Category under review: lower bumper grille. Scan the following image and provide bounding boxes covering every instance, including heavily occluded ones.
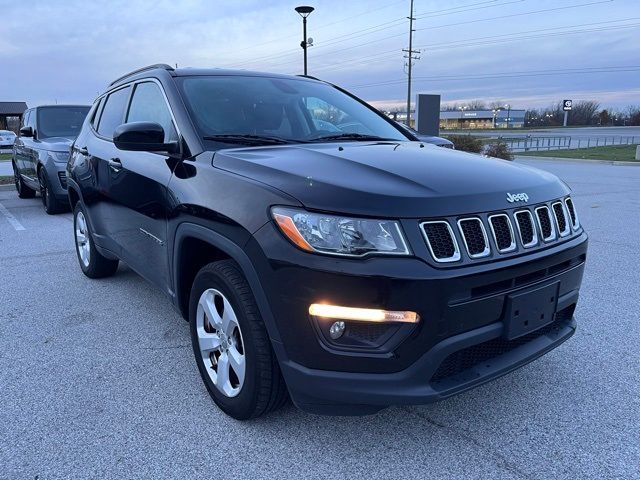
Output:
[58,171,68,190]
[430,304,575,383]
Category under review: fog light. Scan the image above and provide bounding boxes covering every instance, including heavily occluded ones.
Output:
[329,321,346,339]
[309,304,419,323]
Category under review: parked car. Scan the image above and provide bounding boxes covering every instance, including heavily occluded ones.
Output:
[396,122,454,148]
[67,64,587,420]
[12,105,90,213]
[0,129,17,148]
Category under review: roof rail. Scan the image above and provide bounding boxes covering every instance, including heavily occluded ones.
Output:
[109,64,175,86]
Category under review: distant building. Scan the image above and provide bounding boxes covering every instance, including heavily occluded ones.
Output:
[0,102,28,132]
[440,109,526,129]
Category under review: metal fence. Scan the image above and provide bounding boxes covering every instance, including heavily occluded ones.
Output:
[498,135,638,152]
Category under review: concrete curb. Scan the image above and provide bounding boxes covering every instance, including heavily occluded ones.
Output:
[516,155,640,166]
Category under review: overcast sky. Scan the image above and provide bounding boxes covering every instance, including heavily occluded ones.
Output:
[1,0,638,111]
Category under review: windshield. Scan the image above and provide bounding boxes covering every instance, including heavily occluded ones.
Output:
[177,75,409,146]
[37,106,90,138]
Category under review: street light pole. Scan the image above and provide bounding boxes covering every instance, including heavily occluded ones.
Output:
[295,6,314,76]
[505,103,511,129]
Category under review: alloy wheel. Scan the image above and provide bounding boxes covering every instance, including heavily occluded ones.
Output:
[38,169,49,208]
[196,288,246,397]
[75,211,91,267]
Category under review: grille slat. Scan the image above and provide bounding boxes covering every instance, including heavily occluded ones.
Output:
[535,206,556,241]
[514,210,537,248]
[420,221,460,263]
[552,202,570,237]
[458,218,490,258]
[565,197,578,229]
[489,214,516,252]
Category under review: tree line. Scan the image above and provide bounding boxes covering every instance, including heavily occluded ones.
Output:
[443,100,640,126]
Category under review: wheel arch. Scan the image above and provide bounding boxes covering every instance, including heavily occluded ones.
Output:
[173,223,283,344]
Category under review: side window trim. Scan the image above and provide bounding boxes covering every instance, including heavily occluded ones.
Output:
[125,78,181,141]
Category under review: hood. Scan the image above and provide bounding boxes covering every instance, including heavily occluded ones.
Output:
[213,141,568,218]
[37,136,73,152]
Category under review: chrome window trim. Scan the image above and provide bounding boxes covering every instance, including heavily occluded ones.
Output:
[457,218,491,258]
[488,213,516,253]
[513,209,538,248]
[552,201,571,237]
[535,205,556,242]
[564,197,580,230]
[420,220,461,263]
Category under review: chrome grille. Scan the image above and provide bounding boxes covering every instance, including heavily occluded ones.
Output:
[420,221,461,263]
[421,196,580,264]
[535,206,556,242]
[457,218,490,258]
[552,201,570,237]
[488,214,516,252]
[514,210,537,248]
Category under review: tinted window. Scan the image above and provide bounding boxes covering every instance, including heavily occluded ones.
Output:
[37,106,90,138]
[97,87,131,138]
[177,76,408,146]
[90,97,104,128]
[127,82,177,142]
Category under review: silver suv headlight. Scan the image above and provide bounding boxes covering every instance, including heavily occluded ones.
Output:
[49,151,70,163]
[271,207,410,257]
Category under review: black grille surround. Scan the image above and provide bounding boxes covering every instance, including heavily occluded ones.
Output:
[420,196,582,265]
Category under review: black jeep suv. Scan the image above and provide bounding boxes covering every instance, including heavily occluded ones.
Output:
[67,64,587,419]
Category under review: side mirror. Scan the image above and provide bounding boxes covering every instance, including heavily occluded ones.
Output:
[113,122,178,153]
[20,126,33,137]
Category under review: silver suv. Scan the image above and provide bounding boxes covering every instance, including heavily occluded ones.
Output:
[13,105,89,213]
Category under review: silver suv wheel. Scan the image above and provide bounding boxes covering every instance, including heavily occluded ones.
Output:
[75,210,91,267]
[196,288,246,398]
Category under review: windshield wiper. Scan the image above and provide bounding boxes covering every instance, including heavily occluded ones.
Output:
[203,134,299,146]
[308,133,398,143]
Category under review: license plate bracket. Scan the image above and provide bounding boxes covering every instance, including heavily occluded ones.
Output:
[504,282,559,340]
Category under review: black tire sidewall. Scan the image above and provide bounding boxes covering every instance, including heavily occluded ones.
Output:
[189,266,263,419]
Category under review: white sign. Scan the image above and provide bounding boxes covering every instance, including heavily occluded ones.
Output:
[563,99,572,111]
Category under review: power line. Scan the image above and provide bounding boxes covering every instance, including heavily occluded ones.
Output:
[232,0,617,71]
[347,66,640,89]
[288,18,640,74]
[226,0,529,68]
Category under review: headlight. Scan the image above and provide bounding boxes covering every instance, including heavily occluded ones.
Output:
[49,151,70,163]
[271,207,410,257]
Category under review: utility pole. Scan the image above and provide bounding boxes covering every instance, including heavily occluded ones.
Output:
[403,0,419,127]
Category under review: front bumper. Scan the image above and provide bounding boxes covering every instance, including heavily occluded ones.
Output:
[249,223,587,414]
[43,157,69,201]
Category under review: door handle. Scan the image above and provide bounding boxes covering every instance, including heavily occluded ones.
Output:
[108,157,122,171]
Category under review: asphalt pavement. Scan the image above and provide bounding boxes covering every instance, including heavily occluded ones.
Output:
[0,159,638,479]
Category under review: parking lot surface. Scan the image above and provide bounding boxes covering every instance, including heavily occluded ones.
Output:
[1,159,638,479]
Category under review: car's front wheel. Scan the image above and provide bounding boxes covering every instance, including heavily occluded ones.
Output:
[189,260,288,420]
[73,203,119,278]
[38,167,65,214]
[13,162,36,199]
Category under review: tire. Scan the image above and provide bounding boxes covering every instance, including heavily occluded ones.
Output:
[38,167,65,214]
[73,203,119,278]
[189,260,288,420]
[13,162,36,199]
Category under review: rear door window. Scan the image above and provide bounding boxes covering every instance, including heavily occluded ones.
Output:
[97,87,131,139]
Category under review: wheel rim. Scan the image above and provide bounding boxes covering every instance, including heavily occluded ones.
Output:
[38,170,48,207]
[13,165,21,193]
[196,288,246,398]
[75,211,91,267]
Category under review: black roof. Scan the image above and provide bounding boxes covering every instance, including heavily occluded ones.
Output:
[0,102,28,115]
[108,64,323,90]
